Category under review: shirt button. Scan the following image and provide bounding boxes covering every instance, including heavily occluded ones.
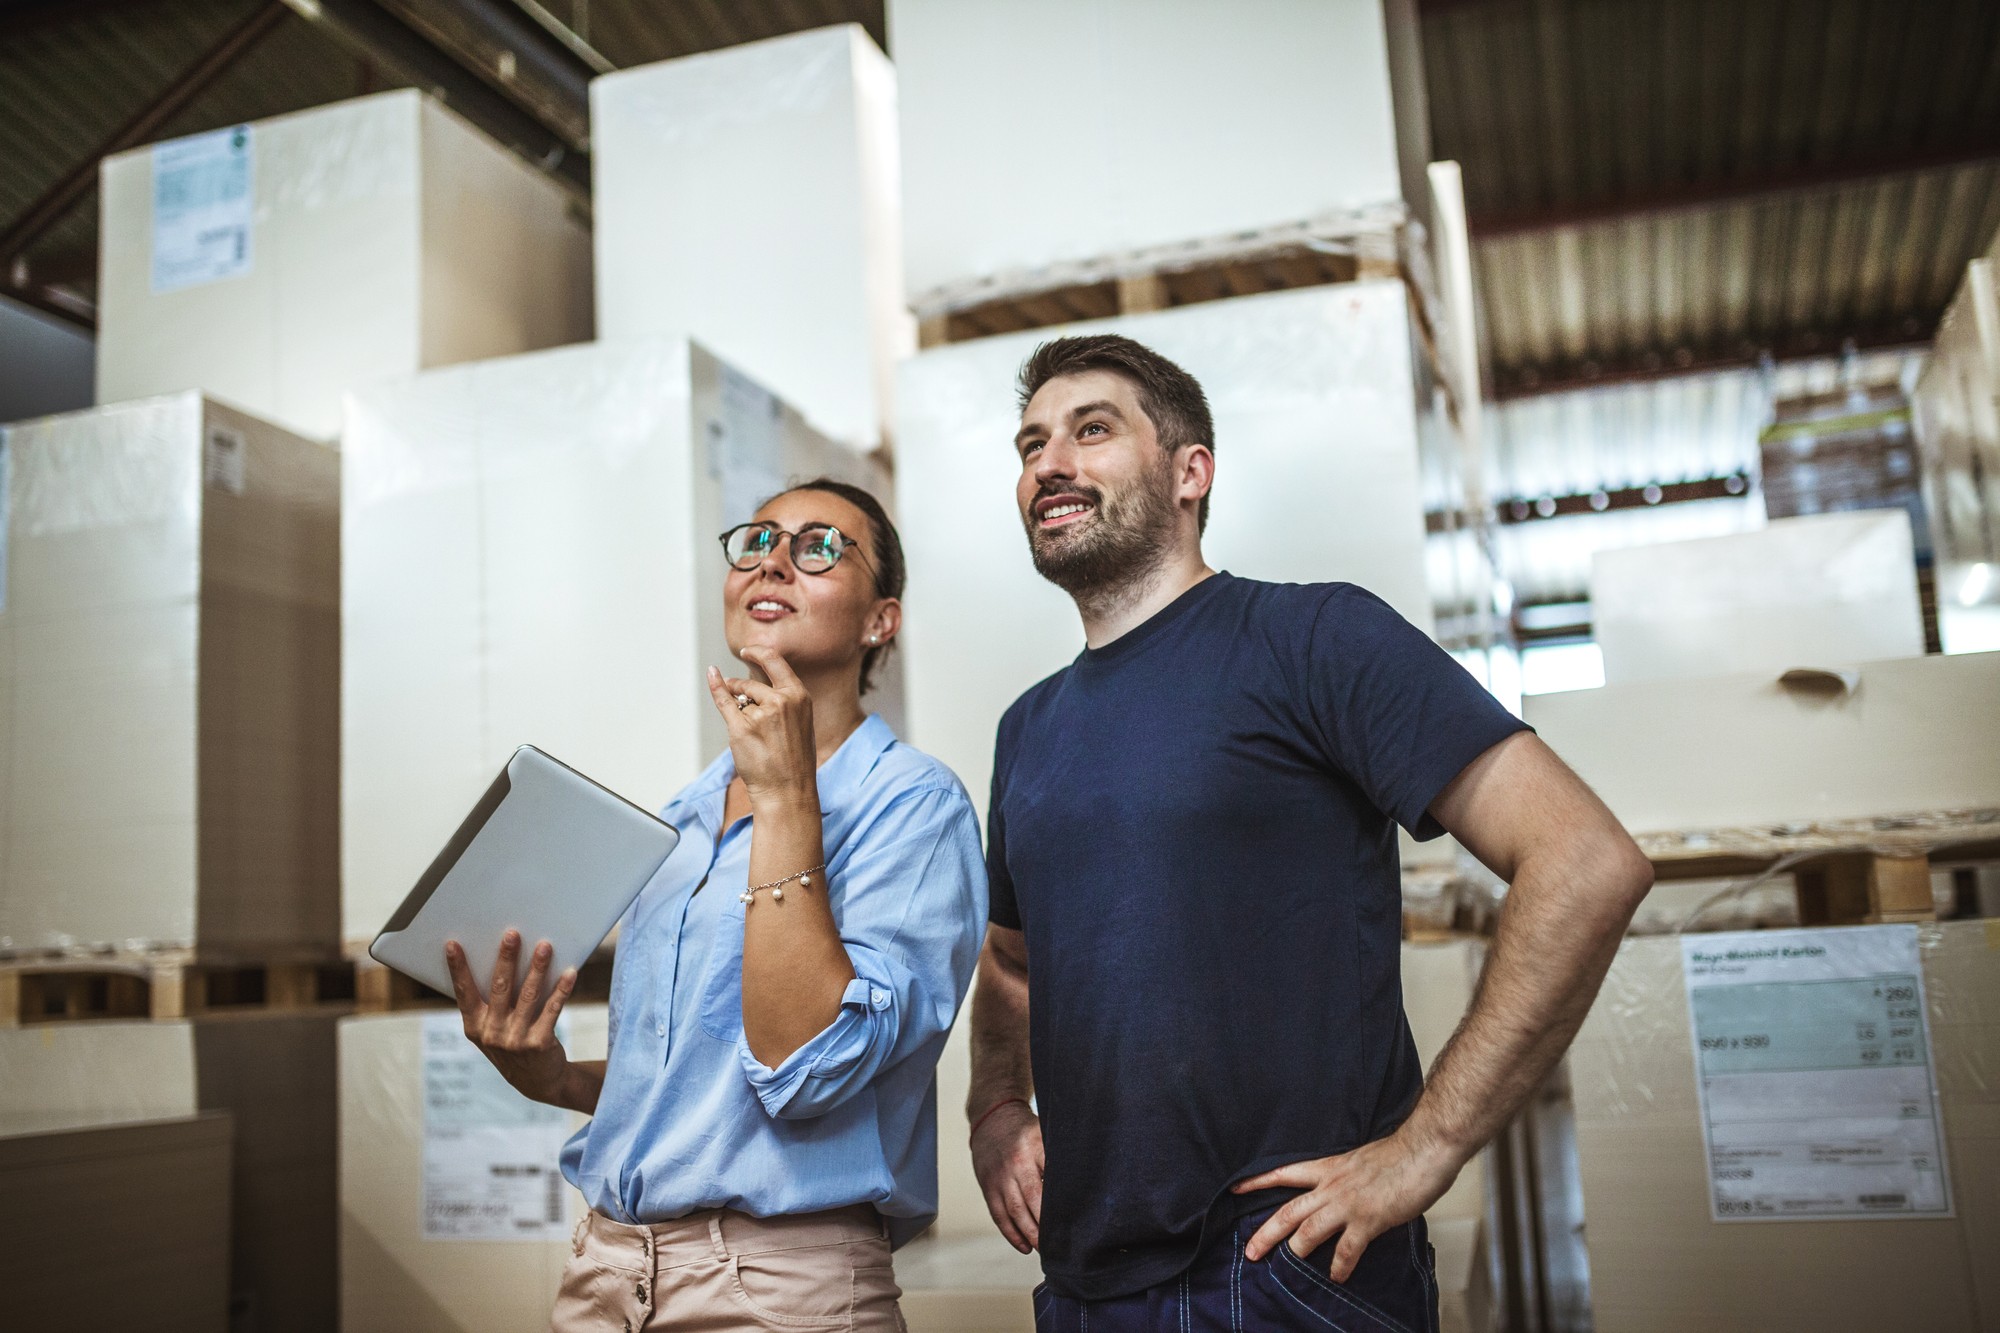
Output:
[656,1023,666,1037]
[870,989,889,1010]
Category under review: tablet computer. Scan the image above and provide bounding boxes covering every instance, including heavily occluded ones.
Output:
[369,746,680,1001]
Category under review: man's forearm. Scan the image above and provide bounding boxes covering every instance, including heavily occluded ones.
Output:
[966,936,1034,1121]
[1403,838,1650,1166]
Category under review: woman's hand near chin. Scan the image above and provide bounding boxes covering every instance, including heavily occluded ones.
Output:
[707,645,820,812]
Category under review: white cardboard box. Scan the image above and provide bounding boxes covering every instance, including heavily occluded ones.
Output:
[1591,510,1926,684]
[339,1007,607,1333]
[891,0,1406,307]
[895,282,1433,820]
[1524,651,2000,835]
[340,339,895,943]
[97,90,592,441]
[591,26,908,449]
[0,394,339,954]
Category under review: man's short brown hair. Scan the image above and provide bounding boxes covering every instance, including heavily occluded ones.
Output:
[1016,334,1216,532]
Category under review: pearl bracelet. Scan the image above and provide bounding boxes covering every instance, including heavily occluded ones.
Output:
[740,862,825,906]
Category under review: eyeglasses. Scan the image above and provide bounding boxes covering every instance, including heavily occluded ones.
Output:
[718,521,875,577]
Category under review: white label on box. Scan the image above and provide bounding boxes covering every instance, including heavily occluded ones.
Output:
[708,364,785,526]
[1682,925,1952,1222]
[420,1012,574,1241]
[152,125,253,293]
[204,426,247,496]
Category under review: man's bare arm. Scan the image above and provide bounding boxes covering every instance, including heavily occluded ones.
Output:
[1238,732,1653,1278]
[966,924,1045,1252]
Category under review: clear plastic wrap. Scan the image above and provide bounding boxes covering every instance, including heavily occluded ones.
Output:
[97,90,589,441]
[1569,922,1999,1332]
[338,1007,607,1333]
[591,27,904,448]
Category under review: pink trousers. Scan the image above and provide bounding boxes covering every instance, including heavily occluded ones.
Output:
[550,1205,906,1332]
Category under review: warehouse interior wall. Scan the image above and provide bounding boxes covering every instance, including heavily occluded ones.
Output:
[0,295,93,426]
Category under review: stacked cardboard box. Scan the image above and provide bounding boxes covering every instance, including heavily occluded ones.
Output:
[1524,650,2000,838]
[592,26,908,449]
[338,1007,608,1333]
[1568,923,2000,1332]
[96,89,592,441]
[0,393,339,956]
[0,1015,336,1332]
[1590,510,1927,685]
[892,0,1419,311]
[0,1114,234,1333]
[339,338,894,943]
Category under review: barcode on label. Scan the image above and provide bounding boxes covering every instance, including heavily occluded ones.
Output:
[547,1169,564,1223]
[1858,1193,1908,1209]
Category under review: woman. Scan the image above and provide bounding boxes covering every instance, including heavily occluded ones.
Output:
[443,479,986,1331]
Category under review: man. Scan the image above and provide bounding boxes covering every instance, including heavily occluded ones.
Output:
[967,334,1653,1331]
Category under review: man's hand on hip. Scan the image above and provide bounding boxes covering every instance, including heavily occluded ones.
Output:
[1232,1128,1460,1281]
[970,1100,1045,1253]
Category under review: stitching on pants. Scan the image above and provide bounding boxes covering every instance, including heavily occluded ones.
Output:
[1275,1242,1412,1333]
[1230,1230,1243,1333]
[1408,1227,1434,1333]
[1179,1272,1190,1333]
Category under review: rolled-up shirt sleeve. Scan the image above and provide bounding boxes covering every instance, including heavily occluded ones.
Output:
[738,784,986,1120]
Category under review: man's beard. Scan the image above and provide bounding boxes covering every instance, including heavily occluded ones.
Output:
[1023,458,1179,601]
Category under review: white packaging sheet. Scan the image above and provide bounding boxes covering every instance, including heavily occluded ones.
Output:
[151,125,253,293]
[1682,925,1952,1222]
[420,1012,574,1241]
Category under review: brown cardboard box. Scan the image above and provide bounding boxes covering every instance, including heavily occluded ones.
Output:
[0,1014,338,1333]
[0,1113,233,1332]
[0,393,339,955]
[1569,922,2000,1332]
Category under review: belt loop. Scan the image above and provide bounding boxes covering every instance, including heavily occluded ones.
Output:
[708,1212,729,1262]
[571,1211,590,1257]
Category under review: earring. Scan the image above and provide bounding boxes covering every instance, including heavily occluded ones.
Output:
[868,635,880,644]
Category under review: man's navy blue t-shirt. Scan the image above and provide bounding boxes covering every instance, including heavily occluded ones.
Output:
[987,573,1529,1301]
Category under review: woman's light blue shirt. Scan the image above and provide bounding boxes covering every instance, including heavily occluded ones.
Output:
[559,714,986,1246]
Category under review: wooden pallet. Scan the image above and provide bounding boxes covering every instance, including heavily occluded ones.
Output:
[349,946,617,1015]
[1639,808,2000,929]
[0,951,356,1027]
[919,247,1404,347]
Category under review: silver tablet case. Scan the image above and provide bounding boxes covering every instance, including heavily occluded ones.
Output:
[369,746,679,1000]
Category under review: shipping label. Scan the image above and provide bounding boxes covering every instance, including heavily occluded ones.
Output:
[1682,925,1952,1221]
[152,125,253,292]
[420,1012,575,1241]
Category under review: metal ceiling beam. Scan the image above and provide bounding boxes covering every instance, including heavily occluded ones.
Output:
[1471,141,2000,238]
[1489,324,1933,402]
[0,0,289,301]
[277,0,590,194]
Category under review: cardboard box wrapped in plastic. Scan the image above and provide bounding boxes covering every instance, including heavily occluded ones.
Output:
[0,1014,336,1332]
[1590,510,1927,684]
[1524,651,2000,836]
[97,90,592,441]
[892,0,1410,308]
[339,1007,608,1333]
[340,339,894,944]
[0,394,339,955]
[1568,923,2000,1332]
[592,26,907,448]
[0,1114,233,1333]
[894,282,1434,822]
